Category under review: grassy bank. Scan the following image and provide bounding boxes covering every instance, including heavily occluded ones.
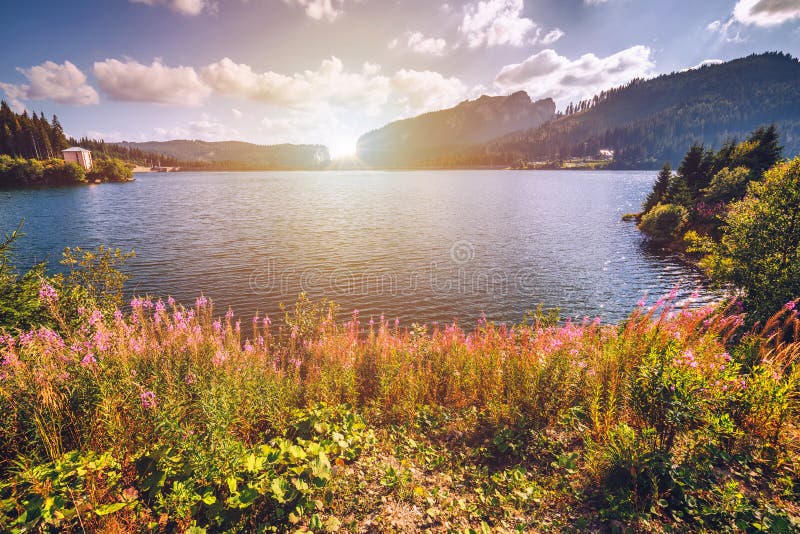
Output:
[1,288,799,532]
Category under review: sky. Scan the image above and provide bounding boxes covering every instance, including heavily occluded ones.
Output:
[2,0,799,157]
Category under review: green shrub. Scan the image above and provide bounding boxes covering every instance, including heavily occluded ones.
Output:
[637,203,688,243]
[703,166,751,203]
[89,157,133,182]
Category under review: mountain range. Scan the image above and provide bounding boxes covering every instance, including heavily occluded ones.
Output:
[114,140,330,169]
[356,91,555,168]
[100,52,800,170]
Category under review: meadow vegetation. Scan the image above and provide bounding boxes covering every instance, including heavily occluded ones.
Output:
[1,231,799,532]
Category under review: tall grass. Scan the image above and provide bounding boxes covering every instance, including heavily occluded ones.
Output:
[1,290,799,531]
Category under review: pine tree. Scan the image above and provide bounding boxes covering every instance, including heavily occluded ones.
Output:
[643,162,671,213]
[50,115,69,153]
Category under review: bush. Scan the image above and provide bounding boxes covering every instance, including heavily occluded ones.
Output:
[702,157,800,323]
[703,166,751,203]
[88,157,133,182]
[637,203,688,243]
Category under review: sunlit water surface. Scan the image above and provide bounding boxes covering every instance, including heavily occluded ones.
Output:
[0,170,719,325]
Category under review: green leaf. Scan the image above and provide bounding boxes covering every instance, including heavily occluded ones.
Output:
[94,502,127,516]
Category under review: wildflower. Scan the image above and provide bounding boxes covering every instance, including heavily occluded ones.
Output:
[88,309,103,326]
[167,296,176,306]
[212,350,227,366]
[155,300,166,313]
[140,391,156,410]
[196,295,208,308]
[185,371,197,385]
[212,320,222,332]
[38,282,58,303]
[264,316,272,327]
[130,297,142,309]
[225,309,234,320]
[114,309,123,321]
[81,353,97,366]
[235,321,241,333]
[395,318,400,328]
[784,300,796,311]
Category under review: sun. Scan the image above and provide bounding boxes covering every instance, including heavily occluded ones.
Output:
[328,138,358,160]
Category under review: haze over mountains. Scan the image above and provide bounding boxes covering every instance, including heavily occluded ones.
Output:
[108,52,800,170]
[115,140,330,169]
[355,91,555,168]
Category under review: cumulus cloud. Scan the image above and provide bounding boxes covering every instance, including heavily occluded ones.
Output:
[494,45,655,106]
[0,60,99,111]
[129,0,211,16]
[584,0,609,5]
[93,58,211,106]
[733,0,800,26]
[283,0,349,21]
[391,69,469,114]
[231,108,243,118]
[201,56,391,113]
[459,0,537,47]
[389,31,448,56]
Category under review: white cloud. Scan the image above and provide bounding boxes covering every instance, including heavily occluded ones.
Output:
[685,59,724,71]
[459,0,537,47]
[93,58,211,106]
[0,60,99,111]
[201,56,391,113]
[494,45,655,106]
[540,28,564,44]
[707,18,746,42]
[231,108,243,118]
[389,31,448,56]
[152,114,239,141]
[129,0,211,16]
[282,0,349,21]
[391,69,469,114]
[733,0,800,26]
[584,0,609,5]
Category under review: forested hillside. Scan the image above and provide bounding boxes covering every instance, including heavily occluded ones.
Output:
[356,91,555,167]
[115,140,331,169]
[451,52,800,168]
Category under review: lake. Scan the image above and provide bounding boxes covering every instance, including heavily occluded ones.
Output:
[0,170,718,325]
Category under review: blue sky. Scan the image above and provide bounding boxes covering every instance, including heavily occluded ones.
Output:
[2,0,799,156]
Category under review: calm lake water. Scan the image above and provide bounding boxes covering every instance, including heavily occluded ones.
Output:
[0,170,717,325]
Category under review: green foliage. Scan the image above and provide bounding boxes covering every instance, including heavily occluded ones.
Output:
[642,162,671,213]
[703,166,752,203]
[638,203,688,243]
[702,158,800,322]
[88,157,133,182]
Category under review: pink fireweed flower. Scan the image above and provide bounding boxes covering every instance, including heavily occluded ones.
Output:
[235,321,241,333]
[225,309,234,320]
[785,300,796,311]
[212,320,222,332]
[130,297,142,309]
[395,318,400,328]
[289,357,302,370]
[114,309,123,321]
[38,282,58,303]
[185,371,197,384]
[369,318,375,327]
[140,391,156,409]
[88,309,103,326]
[155,300,166,313]
[196,295,208,308]
[290,326,298,339]
[81,353,97,366]
[263,316,272,327]
[212,350,227,366]
[167,296,175,306]
[244,340,254,353]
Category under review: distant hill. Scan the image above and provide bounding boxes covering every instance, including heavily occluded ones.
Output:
[115,140,330,169]
[463,52,800,169]
[356,91,555,168]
